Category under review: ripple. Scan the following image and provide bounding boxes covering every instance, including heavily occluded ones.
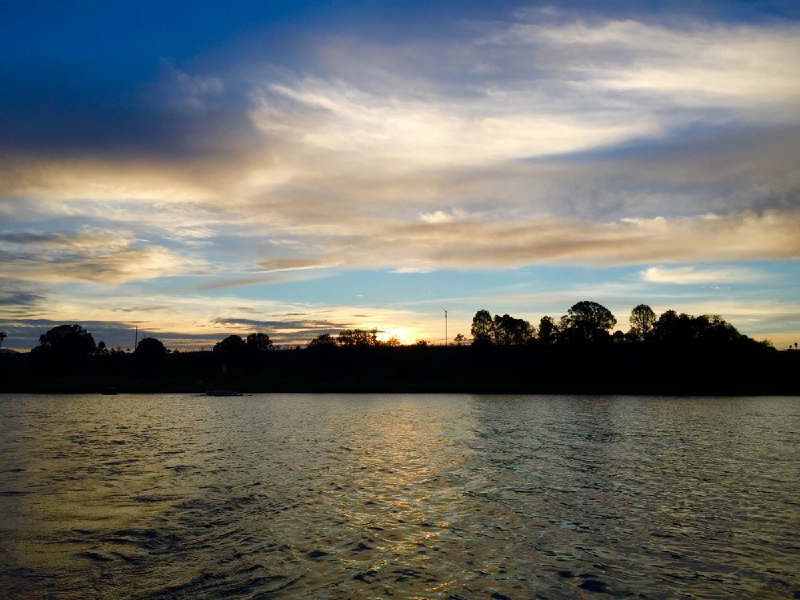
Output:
[1,393,799,599]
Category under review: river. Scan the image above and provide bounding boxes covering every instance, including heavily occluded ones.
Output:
[1,394,798,598]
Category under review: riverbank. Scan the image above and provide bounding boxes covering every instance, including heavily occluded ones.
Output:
[2,345,798,396]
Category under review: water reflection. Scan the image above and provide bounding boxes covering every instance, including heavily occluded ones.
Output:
[0,394,798,599]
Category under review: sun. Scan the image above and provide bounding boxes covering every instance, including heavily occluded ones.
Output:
[378,328,413,345]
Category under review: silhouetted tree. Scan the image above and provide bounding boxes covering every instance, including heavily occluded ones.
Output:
[214,334,247,353]
[562,301,617,344]
[537,316,558,344]
[309,333,337,347]
[471,310,494,345]
[0,331,6,349]
[337,328,379,346]
[492,314,534,345]
[94,341,110,356]
[414,339,430,346]
[134,337,168,363]
[692,315,741,343]
[381,336,402,347]
[628,304,656,341]
[653,310,696,343]
[246,332,273,352]
[652,310,743,344]
[32,324,96,356]
[453,333,466,346]
[557,314,581,344]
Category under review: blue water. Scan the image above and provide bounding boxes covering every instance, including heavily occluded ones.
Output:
[1,394,798,598]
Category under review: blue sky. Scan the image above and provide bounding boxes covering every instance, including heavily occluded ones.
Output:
[1,0,799,349]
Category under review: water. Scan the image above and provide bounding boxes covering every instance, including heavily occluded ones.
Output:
[0,394,798,599]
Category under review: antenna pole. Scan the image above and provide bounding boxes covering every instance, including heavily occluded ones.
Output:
[135,326,138,351]
[445,310,448,346]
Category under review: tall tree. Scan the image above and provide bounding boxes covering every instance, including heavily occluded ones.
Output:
[0,331,6,349]
[563,301,617,344]
[628,304,656,341]
[471,310,494,345]
[537,316,558,344]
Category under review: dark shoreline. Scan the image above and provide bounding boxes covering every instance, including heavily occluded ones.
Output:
[3,345,798,396]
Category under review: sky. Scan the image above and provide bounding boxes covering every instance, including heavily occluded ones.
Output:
[2,0,800,351]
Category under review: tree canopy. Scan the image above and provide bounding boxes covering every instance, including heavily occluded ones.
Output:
[246,332,274,352]
[653,311,742,344]
[470,310,533,346]
[134,337,168,364]
[337,328,379,346]
[562,301,617,344]
[492,314,534,345]
[214,334,247,353]
[308,333,337,347]
[537,316,558,344]
[32,324,96,356]
[471,310,494,345]
[628,304,656,341]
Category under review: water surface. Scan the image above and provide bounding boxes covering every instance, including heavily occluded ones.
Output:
[1,394,798,598]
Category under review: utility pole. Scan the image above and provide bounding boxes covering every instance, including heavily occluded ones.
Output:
[445,310,448,346]
[134,326,138,351]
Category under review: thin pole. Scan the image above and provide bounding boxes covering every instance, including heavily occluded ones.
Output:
[445,310,448,346]
[135,326,138,350]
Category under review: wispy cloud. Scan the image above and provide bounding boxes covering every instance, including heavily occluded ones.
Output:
[0,229,210,284]
[641,265,766,284]
[213,317,348,331]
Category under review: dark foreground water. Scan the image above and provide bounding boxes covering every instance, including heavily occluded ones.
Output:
[0,394,798,599]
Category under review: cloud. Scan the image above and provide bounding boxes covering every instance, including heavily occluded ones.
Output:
[291,210,800,271]
[420,210,454,224]
[641,266,766,284]
[213,317,348,331]
[0,290,44,306]
[493,18,800,107]
[0,281,46,320]
[7,208,795,289]
[392,267,435,274]
[257,77,657,169]
[3,13,800,229]
[0,229,209,284]
[257,257,339,272]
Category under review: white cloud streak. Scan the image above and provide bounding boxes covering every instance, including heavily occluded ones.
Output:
[641,265,766,284]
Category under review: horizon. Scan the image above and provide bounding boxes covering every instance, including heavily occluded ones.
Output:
[2,1,799,351]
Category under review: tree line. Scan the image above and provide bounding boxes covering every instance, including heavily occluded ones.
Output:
[304,301,768,349]
[20,325,278,360]
[6,305,799,395]
[11,300,778,360]
[467,301,758,347]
